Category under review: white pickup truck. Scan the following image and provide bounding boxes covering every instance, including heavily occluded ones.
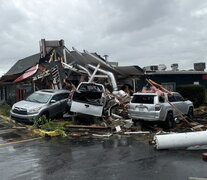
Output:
[70,82,107,117]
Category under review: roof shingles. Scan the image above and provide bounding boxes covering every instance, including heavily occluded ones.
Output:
[5,53,40,76]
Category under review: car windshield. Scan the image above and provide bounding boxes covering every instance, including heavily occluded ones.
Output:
[26,92,52,103]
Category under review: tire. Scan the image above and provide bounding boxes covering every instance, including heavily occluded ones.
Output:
[132,119,143,127]
[56,112,63,119]
[35,112,49,127]
[110,104,120,116]
[132,119,138,126]
[187,107,194,120]
[40,112,49,119]
[165,112,175,129]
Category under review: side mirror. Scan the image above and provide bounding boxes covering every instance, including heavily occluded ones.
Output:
[50,99,56,103]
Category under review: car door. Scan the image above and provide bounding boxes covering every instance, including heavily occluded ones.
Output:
[70,91,104,117]
[58,93,69,111]
[49,94,62,117]
[167,94,178,116]
[174,93,188,114]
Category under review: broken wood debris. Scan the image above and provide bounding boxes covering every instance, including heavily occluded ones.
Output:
[65,125,111,130]
[124,131,150,135]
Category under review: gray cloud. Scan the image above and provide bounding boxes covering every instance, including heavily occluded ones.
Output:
[0,0,207,76]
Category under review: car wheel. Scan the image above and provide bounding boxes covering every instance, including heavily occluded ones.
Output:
[34,112,49,127]
[132,119,144,127]
[132,119,138,126]
[40,112,49,120]
[56,112,63,119]
[110,104,120,116]
[165,112,175,129]
[187,107,194,120]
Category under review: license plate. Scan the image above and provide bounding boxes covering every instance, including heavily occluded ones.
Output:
[138,108,147,112]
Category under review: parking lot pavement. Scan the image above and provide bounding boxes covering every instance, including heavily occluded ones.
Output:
[0,117,40,146]
[0,120,207,180]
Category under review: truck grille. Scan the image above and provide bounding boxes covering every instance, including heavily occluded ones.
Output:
[13,108,27,115]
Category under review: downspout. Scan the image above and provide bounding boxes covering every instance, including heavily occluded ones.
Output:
[63,47,67,63]
[87,64,118,91]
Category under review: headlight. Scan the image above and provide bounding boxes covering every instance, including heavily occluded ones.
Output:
[12,105,15,110]
[28,107,41,114]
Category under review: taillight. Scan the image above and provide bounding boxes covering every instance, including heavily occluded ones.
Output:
[155,104,161,111]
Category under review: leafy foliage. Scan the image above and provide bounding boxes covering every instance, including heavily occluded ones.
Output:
[177,85,205,108]
[33,115,71,137]
[0,104,11,117]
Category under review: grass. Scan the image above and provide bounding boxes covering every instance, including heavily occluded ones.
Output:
[0,104,11,117]
[33,116,72,137]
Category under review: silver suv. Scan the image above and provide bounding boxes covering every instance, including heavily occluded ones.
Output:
[128,92,193,128]
[10,89,70,122]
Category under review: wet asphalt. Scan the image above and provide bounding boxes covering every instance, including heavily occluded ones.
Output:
[0,118,207,180]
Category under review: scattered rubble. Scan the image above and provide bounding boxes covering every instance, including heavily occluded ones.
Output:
[1,40,207,151]
[202,153,207,161]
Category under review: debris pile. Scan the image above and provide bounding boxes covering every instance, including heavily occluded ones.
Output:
[2,39,207,151]
[21,77,207,151]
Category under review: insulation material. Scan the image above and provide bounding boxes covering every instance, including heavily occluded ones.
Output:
[154,131,207,149]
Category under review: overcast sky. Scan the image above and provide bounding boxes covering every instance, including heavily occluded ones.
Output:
[1,0,207,76]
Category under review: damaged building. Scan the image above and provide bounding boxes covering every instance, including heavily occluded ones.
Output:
[143,63,207,91]
[0,39,144,105]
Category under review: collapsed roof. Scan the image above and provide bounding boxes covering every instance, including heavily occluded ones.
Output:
[0,40,144,85]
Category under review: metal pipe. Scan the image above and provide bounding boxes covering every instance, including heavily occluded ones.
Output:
[132,78,136,92]
[88,64,118,91]
[154,131,207,150]
[63,47,67,63]
[61,62,80,73]
[77,64,92,77]
[88,64,100,83]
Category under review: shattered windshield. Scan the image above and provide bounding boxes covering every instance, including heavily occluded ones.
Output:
[78,84,103,92]
[26,92,52,103]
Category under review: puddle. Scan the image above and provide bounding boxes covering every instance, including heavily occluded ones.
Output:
[0,137,4,144]
[0,124,5,129]
[0,132,21,140]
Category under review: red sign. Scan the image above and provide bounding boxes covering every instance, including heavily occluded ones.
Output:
[202,74,207,80]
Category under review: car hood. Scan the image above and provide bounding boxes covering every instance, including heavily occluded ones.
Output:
[13,100,45,110]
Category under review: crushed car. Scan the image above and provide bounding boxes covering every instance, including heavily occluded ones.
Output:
[70,82,107,117]
[10,89,70,123]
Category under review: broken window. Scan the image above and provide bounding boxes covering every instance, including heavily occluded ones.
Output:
[72,91,103,106]
[78,84,103,92]
[168,94,176,102]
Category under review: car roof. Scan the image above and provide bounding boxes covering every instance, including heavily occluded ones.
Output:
[133,92,177,96]
[133,92,160,96]
[36,89,70,95]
